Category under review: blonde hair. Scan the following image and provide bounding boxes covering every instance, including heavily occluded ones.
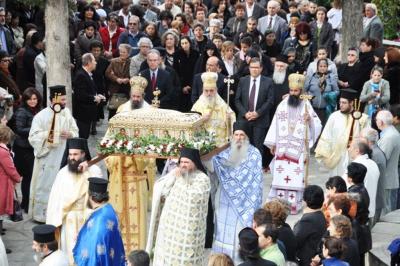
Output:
[207,253,234,266]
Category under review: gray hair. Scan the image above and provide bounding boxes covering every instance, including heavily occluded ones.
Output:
[366,3,377,14]
[147,49,160,57]
[81,53,94,66]
[268,0,280,8]
[119,43,132,54]
[377,110,393,126]
[361,127,379,144]
[138,37,153,48]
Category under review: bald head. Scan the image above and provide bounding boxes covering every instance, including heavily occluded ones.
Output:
[206,56,219,72]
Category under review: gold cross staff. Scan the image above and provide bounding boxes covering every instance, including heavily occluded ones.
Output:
[299,94,313,186]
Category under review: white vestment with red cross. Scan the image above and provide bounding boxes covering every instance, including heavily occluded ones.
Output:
[264,97,322,213]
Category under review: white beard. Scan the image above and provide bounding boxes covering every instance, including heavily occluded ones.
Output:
[205,95,216,106]
[227,139,250,167]
[33,252,43,263]
[273,69,286,84]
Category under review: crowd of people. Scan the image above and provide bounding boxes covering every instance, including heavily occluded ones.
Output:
[0,0,400,265]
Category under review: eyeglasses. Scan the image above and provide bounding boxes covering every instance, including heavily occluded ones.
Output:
[129,22,138,25]
[140,3,149,6]
[347,54,356,56]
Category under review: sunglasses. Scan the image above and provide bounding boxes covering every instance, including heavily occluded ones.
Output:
[140,3,149,6]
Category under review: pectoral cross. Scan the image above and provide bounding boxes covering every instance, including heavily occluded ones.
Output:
[223,76,234,106]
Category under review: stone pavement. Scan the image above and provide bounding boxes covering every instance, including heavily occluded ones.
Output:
[0,115,383,265]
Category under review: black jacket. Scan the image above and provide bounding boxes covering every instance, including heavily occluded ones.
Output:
[293,211,327,266]
[348,183,370,225]
[337,61,362,95]
[235,75,274,129]
[238,258,277,266]
[277,223,297,262]
[13,106,37,149]
[384,62,400,104]
[72,68,98,122]
[22,45,41,90]
[139,68,175,109]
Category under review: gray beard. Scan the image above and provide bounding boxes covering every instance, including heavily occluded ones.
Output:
[273,70,286,84]
[226,139,250,167]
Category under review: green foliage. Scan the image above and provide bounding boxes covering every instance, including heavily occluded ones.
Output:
[373,0,400,39]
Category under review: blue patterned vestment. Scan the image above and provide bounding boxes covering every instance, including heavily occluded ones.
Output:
[73,203,125,266]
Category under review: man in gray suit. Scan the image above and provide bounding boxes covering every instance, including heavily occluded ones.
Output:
[257,0,288,46]
[363,3,384,43]
[235,57,274,169]
[360,127,387,223]
[376,110,400,215]
[140,0,158,23]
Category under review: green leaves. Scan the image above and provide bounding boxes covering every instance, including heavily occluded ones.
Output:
[97,130,217,157]
[373,0,400,39]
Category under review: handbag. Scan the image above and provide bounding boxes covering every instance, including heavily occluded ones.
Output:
[10,190,23,222]
[108,93,129,110]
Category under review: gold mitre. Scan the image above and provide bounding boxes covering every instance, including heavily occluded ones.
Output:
[288,73,306,90]
[130,76,148,94]
[201,72,218,89]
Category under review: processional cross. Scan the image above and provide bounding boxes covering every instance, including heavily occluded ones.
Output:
[299,94,313,186]
[224,76,235,141]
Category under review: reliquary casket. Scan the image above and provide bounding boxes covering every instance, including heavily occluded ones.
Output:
[107,107,205,140]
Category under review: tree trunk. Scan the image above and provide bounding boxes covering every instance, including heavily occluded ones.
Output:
[340,0,364,63]
[45,0,72,109]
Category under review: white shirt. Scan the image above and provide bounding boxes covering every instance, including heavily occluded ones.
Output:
[223,59,234,76]
[118,9,131,28]
[363,15,376,29]
[352,154,380,218]
[246,3,254,17]
[150,68,159,79]
[248,75,261,111]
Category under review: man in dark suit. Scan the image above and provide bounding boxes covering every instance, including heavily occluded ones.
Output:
[235,57,274,169]
[139,49,175,109]
[73,53,105,139]
[244,0,265,20]
[0,8,16,55]
[191,56,227,104]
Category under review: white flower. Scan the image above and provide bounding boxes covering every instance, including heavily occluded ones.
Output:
[148,145,156,150]
[127,141,133,150]
[100,139,108,146]
[106,141,113,148]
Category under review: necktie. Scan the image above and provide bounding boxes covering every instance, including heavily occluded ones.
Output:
[151,72,156,90]
[248,79,257,111]
[236,19,241,33]
[268,16,273,29]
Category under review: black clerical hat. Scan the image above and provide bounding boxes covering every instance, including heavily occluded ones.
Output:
[32,224,56,243]
[60,138,92,169]
[238,227,259,257]
[49,85,66,98]
[233,121,251,138]
[88,177,109,193]
[340,89,358,101]
[275,54,288,64]
[179,147,207,174]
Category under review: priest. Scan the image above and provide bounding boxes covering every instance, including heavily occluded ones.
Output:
[147,148,211,265]
[207,121,263,264]
[116,76,150,113]
[264,73,322,214]
[73,178,125,266]
[32,224,68,266]
[29,85,79,223]
[46,138,102,265]
[104,75,156,252]
[315,89,369,176]
[191,72,236,147]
